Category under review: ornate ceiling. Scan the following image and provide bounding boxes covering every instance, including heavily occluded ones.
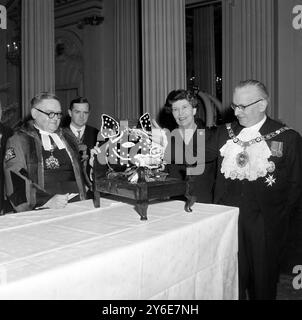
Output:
[54,0,103,28]
[55,0,77,6]
[4,0,103,29]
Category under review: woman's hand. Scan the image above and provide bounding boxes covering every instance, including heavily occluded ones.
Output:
[89,142,102,168]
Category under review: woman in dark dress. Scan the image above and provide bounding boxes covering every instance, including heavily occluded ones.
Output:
[162,89,216,203]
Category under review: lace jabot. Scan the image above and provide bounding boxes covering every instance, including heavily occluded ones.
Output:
[220,119,273,181]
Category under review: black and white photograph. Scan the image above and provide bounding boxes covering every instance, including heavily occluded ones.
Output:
[0,0,302,304]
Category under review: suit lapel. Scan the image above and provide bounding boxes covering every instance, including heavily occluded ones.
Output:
[82,127,88,145]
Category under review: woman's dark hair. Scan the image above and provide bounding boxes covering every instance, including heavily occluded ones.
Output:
[164,89,198,113]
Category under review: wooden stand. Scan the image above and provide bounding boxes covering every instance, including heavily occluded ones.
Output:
[93,161,195,220]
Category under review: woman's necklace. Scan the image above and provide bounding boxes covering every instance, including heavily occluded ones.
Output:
[226,124,289,168]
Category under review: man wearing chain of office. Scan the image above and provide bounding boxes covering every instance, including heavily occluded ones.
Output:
[3,92,86,212]
[205,80,302,300]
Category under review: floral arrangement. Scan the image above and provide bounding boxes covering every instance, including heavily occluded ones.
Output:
[96,113,168,183]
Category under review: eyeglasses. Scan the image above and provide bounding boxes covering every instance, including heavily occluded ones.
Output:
[35,108,63,119]
[230,99,264,112]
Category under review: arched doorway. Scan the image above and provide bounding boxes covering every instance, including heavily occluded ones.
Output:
[55,29,84,114]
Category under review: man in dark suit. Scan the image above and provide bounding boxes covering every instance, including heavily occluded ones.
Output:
[208,80,302,299]
[66,97,99,192]
[0,100,13,214]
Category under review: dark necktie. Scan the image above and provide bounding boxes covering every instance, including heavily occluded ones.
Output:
[77,130,81,142]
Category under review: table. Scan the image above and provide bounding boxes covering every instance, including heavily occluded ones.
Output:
[0,199,239,300]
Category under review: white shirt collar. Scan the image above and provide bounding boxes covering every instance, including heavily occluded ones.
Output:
[240,115,267,134]
[70,123,86,138]
[34,125,66,151]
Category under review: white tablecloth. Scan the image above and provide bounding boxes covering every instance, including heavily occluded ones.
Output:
[0,199,239,300]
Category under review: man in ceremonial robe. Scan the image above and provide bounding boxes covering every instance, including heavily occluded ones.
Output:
[207,80,302,299]
[4,93,86,212]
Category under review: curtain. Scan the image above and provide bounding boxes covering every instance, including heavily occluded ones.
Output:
[21,0,55,116]
[193,6,216,96]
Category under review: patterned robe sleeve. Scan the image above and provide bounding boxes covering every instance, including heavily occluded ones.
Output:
[3,134,52,212]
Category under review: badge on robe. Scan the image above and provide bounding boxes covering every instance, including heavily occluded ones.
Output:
[270,141,283,157]
[4,147,16,162]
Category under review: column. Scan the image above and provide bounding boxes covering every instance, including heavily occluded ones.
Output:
[141,0,186,119]
[114,0,140,120]
[21,0,55,116]
[222,0,276,116]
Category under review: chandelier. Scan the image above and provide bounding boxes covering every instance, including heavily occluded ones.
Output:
[6,41,21,66]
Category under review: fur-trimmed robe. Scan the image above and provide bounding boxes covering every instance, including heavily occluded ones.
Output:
[4,121,86,212]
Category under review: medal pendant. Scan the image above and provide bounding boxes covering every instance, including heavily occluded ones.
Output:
[45,154,60,169]
[236,151,249,168]
[270,141,283,158]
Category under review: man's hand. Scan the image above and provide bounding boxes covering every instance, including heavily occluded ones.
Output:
[43,194,69,209]
[151,119,168,150]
